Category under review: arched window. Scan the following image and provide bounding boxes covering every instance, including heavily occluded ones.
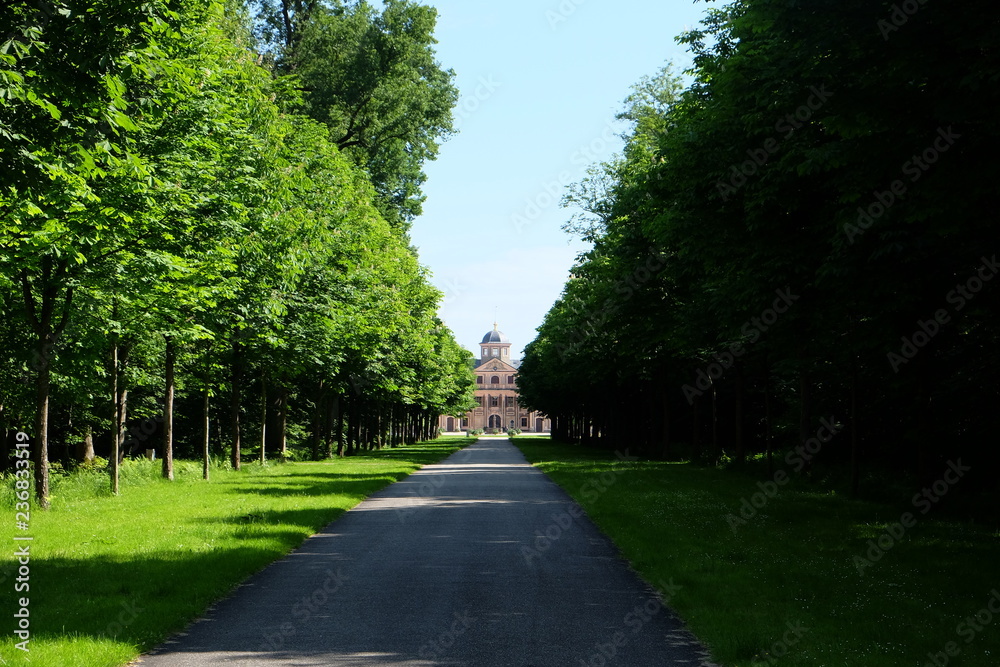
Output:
[491,375,500,385]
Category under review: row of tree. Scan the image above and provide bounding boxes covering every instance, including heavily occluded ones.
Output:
[0,0,475,507]
[518,0,1000,495]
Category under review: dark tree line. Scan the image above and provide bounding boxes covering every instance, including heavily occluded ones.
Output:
[518,0,1000,496]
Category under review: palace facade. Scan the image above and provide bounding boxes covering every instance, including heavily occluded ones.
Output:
[439,325,551,434]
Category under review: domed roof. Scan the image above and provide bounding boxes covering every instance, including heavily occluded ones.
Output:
[481,324,510,344]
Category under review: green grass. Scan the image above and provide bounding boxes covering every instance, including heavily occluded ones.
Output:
[515,440,1000,667]
[0,436,475,667]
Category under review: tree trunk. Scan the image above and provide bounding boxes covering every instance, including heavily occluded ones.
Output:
[691,395,702,463]
[798,365,811,474]
[327,395,340,458]
[162,335,175,481]
[660,386,671,460]
[259,375,267,465]
[203,386,211,481]
[111,337,121,495]
[20,260,72,509]
[710,382,719,465]
[278,384,289,458]
[764,352,773,477]
[78,424,95,463]
[850,355,861,498]
[734,362,745,464]
[230,338,242,471]
[311,381,324,460]
[33,339,51,508]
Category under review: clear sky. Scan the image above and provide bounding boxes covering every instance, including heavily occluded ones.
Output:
[408,0,713,357]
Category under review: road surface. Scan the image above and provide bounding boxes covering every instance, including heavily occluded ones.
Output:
[137,439,717,666]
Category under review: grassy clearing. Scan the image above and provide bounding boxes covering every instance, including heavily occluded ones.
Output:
[0,436,475,667]
[515,440,1000,667]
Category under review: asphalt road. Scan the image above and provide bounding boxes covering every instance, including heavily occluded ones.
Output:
[137,439,717,666]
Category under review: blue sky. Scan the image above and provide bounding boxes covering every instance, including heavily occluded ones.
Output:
[409,0,713,357]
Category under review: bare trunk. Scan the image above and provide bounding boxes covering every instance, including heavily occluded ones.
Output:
[764,352,773,477]
[798,366,811,474]
[734,362,745,464]
[162,336,175,480]
[278,385,289,458]
[230,338,242,471]
[34,344,50,508]
[850,355,861,498]
[111,337,120,495]
[259,376,267,465]
[78,424,95,463]
[203,386,211,481]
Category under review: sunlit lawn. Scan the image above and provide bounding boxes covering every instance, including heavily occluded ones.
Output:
[0,436,475,667]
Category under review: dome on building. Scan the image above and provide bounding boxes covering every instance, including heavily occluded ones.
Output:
[481,324,510,344]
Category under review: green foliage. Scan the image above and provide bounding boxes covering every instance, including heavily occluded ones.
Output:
[519,0,1000,488]
[0,2,469,493]
[253,0,459,231]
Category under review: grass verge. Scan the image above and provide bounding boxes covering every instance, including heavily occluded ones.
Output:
[515,439,1000,667]
[0,436,475,667]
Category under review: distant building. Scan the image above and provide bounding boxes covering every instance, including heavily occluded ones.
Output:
[439,324,551,433]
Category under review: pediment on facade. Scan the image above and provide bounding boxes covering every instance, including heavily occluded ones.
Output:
[475,357,517,373]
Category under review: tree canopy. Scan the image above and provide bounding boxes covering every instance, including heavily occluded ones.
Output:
[518,0,1000,494]
[1,0,473,505]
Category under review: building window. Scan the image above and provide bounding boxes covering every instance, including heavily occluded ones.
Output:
[521,417,528,428]
[462,417,469,427]
[492,347,498,356]
[503,348,509,357]
[490,395,499,407]
[491,375,500,385]
[507,375,515,383]
[476,376,483,384]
